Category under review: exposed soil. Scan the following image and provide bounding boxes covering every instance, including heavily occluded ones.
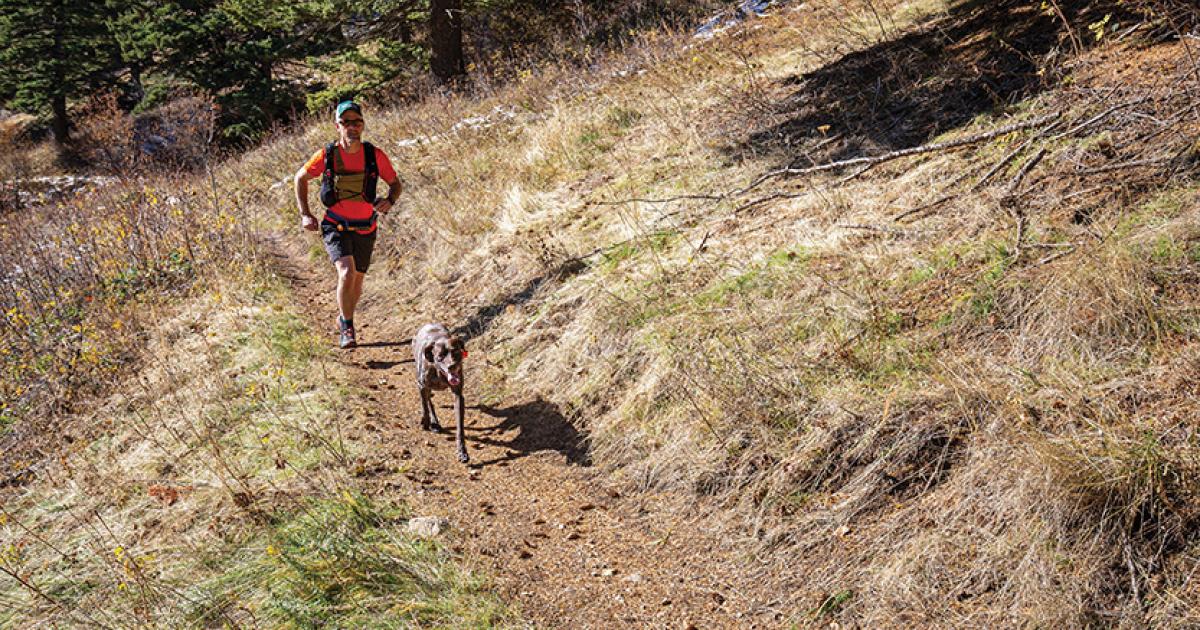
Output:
[266,232,790,629]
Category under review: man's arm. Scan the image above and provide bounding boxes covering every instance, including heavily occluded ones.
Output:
[375,176,402,215]
[294,166,319,231]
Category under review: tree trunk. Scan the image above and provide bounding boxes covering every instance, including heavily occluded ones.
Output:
[50,0,70,146]
[50,91,70,146]
[129,64,145,105]
[429,0,465,82]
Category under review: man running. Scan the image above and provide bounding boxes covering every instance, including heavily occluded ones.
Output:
[294,101,402,348]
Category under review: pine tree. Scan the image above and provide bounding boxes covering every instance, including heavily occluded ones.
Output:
[0,0,120,145]
[111,0,349,141]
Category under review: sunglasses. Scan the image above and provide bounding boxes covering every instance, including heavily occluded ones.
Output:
[339,118,364,127]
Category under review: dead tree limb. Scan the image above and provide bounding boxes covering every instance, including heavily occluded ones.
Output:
[891,164,982,222]
[1003,147,1048,198]
[835,223,924,236]
[1048,96,1151,141]
[1035,247,1076,266]
[734,191,808,215]
[733,112,1062,197]
[1070,156,1174,177]
[891,193,956,222]
[1001,148,1047,260]
[974,120,1063,192]
[593,193,724,206]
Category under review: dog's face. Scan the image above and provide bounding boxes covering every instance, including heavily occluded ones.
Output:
[424,336,466,387]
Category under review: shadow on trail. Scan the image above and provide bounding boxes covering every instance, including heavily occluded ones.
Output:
[451,276,545,342]
[355,339,411,349]
[365,358,412,370]
[737,0,1130,166]
[462,399,591,468]
[451,260,586,341]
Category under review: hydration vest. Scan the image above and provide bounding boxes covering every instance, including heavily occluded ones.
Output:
[319,142,379,208]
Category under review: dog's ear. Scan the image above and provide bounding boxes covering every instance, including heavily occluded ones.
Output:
[423,343,435,363]
[449,336,465,351]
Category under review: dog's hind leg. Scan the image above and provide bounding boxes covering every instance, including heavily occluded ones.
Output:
[454,388,468,464]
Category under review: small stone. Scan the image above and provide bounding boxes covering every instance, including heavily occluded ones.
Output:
[566,532,581,541]
[660,598,672,606]
[622,573,643,583]
[407,516,449,538]
[601,568,617,577]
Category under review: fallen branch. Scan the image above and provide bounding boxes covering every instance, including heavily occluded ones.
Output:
[1000,148,1047,260]
[974,121,1061,192]
[1070,156,1174,177]
[1003,147,1048,199]
[593,193,724,206]
[892,164,981,222]
[835,223,923,236]
[836,162,878,184]
[1048,96,1151,141]
[891,193,957,222]
[734,191,808,215]
[733,112,1062,197]
[1012,209,1028,258]
[1035,248,1076,266]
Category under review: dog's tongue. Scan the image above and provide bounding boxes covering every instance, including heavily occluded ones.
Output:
[448,375,461,387]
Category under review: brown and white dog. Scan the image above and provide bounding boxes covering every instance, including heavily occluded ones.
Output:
[412,323,469,463]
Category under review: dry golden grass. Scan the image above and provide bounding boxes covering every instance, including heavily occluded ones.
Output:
[226,2,1200,623]
[7,0,1200,625]
[299,4,1196,622]
[0,276,512,627]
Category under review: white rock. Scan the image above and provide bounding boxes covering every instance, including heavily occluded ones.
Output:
[407,516,450,537]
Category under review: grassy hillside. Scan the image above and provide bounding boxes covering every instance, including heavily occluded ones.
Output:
[5,0,1200,625]
[0,272,513,626]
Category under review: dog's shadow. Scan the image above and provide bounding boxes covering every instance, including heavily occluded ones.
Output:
[460,399,591,468]
[365,358,413,370]
[356,338,411,349]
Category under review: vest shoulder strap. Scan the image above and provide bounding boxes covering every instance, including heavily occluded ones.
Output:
[324,143,337,174]
[362,141,378,176]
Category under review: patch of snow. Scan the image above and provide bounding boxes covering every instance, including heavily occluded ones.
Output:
[694,0,787,39]
[393,105,520,150]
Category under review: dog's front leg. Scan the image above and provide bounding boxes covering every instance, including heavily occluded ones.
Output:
[454,387,468,464]
[420,386,440,431]
[427,390,443,432]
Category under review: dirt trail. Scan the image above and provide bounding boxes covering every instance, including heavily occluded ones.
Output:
[265,232,787,629]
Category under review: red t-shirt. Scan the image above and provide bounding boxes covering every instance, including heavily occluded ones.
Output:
[304,144,398,222]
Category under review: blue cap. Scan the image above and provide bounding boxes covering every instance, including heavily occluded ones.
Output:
[335,101,362,120]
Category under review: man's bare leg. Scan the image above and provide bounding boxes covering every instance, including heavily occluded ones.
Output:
[347,269,366,316]
[335,256,357,322]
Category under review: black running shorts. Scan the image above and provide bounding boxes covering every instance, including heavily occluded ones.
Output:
[321,220,377,273]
